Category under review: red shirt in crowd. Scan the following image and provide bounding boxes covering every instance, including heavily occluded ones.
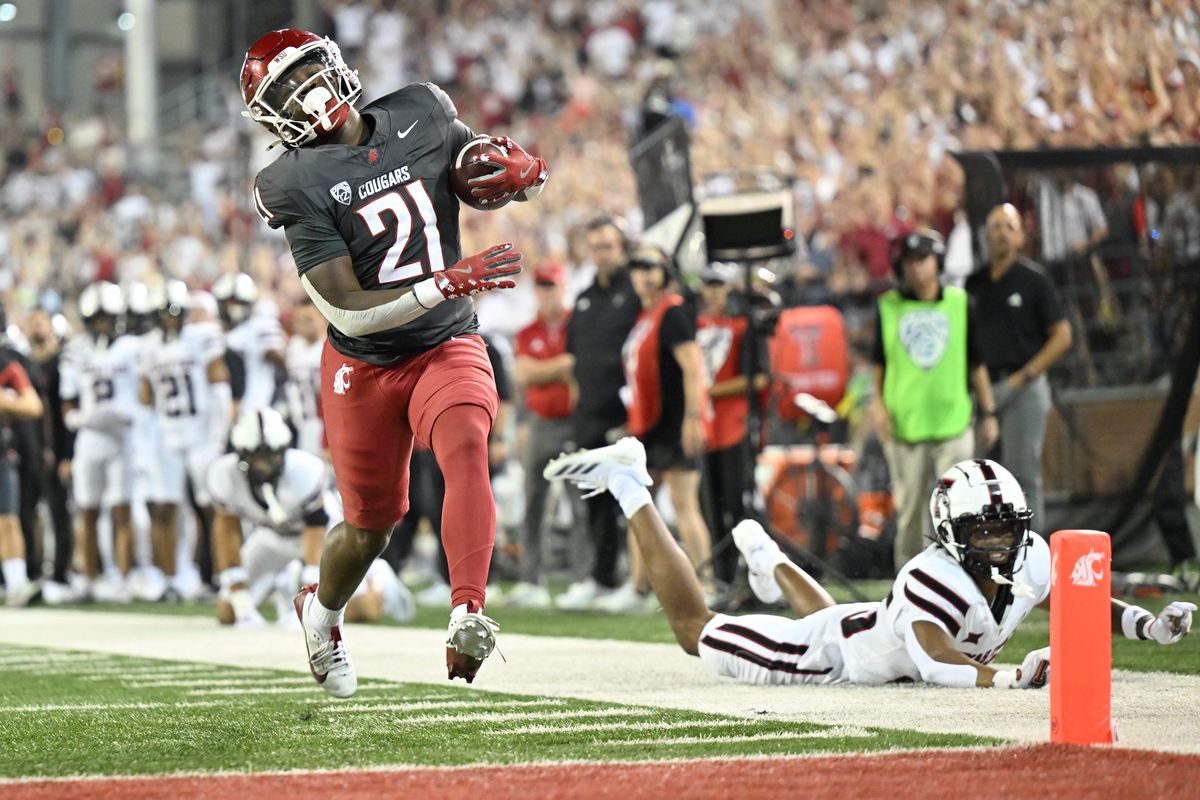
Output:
[515,312,572,420]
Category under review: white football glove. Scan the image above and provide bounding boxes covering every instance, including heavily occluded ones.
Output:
[992,646,1050,689]
[1147,601,1196,645]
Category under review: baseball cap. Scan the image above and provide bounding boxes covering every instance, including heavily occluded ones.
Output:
[699,262,739,285]
[533,263,566,285]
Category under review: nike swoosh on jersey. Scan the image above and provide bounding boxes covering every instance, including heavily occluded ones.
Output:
[397,120,419,139]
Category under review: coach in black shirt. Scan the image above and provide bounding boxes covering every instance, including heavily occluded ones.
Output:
[559,216,642,608]
[966,203,1072,526]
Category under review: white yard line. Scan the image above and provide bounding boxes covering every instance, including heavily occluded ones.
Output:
[127,677,317,688]
[340,707,659,725]
[325,698,564,713]
[0,608,1196,753]
[0,701,237,713]
[609,728,878,746]
[182,685,396,696]
[499,719,761,735]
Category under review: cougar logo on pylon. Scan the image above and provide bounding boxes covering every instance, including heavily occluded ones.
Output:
[333,364,354,396]
[1069,550,1105,587]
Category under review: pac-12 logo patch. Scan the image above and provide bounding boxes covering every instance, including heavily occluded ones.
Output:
[329,181,352,206]
[1069,550,1105,587]
[333,364,354,395]
[898,309,949,370]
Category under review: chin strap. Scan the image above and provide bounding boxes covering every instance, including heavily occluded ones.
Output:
[990,566,1036,598]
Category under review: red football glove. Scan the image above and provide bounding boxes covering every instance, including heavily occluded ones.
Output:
[469,136,549,202]
[433,243,524,299]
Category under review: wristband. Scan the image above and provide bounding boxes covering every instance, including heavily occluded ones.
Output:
[992,669,1017,689]
[1121,605,1153,640]
[980,408,997,417]
[413,277,447,310]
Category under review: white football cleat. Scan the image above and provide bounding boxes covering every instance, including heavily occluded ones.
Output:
[543,437,651,498]
[732,520,787,604]
[294,583,357,698]
[446,604,500,684]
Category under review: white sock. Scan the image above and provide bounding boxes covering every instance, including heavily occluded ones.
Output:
[2,558,28,592]
[450,602,475,624]
[219,566,248,590]
[306,593,344,632]
[609,471,652,519]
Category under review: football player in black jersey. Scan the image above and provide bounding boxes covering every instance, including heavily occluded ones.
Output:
[241,28,548,694]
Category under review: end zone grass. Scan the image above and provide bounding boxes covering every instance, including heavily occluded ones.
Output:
[0,644,997,779]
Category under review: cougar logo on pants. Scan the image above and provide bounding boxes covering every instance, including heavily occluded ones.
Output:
[1069,550,1105,587]
[333,364,354,396]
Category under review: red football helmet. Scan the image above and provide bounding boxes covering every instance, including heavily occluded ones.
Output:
[240,29,361,148]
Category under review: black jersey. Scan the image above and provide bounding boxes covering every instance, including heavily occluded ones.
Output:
[254,83,476,366]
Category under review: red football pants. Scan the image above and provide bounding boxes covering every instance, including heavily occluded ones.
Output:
[321,335,498,610]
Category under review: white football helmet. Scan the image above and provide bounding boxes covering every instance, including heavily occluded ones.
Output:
[230,407,293,485]
[213,272,258,328]
[929,459,1033,580]
[78,281,126,343]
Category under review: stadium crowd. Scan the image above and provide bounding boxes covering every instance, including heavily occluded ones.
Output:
[0,0,1197,612]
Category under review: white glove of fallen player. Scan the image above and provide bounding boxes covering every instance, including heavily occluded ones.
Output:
[1147,601,1196,645]
[992,646,1050,689]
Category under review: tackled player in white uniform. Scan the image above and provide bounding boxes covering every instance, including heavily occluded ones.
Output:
[545,440,1195,689]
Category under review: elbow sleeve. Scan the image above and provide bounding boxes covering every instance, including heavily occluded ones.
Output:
[300,275,445,337]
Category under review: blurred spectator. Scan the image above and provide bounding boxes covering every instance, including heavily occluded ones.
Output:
[511,264,576,609]
[23,310,74,603]
[558,216,640,610]
[612,243,711,612]
[871,230,997,570]
[695,263,767,588]
[966,204,1072,528]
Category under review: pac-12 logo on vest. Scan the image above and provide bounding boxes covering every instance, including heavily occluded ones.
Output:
[898,309,949,370]
[696,326,733,382]
[333,364,354,395]
[329,181,352,206]
[1070,550,1105,587]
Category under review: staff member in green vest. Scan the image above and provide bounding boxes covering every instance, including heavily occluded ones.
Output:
[871,229,999,571]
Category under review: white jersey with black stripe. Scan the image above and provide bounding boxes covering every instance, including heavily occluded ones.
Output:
[842,534,1052,684]
[225,313,285,412]
[206,449,328,536]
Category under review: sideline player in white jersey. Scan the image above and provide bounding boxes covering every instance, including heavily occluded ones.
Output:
[139,280,233,599]
[60,282,144,601]
[283,296,326,458]
[546,441,1195,688]
[208,407,411,629]
[213,272,286,414]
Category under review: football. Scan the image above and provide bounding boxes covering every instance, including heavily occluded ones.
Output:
[450,137,514,211]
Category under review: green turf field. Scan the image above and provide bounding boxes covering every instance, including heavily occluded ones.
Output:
[0,644,995,778]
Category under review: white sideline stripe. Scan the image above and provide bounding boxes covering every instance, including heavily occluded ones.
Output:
[127,677,316,688]
[0,701,239,713]
[325,698,565,714]
[608,728,878,746]
[183,685,394,696]
[332,708,659,725]
[497,719,760,735]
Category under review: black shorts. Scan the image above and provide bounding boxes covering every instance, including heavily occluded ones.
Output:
[640,424,699,473]
[0,455,19,516]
